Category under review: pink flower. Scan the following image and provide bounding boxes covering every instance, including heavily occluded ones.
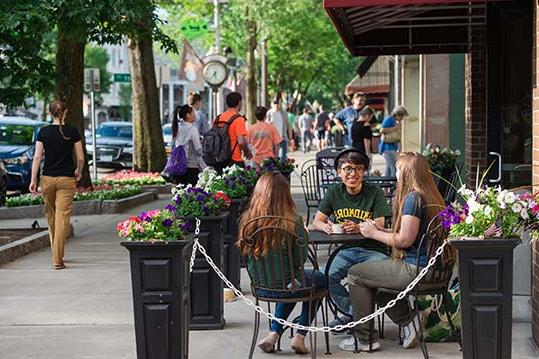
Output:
[135,224,145,233]
[147,209,160,218]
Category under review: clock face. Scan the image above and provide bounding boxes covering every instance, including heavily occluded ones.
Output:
[203,61,227,86]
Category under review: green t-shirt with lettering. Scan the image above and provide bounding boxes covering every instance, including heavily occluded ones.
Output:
[319,182,391,222]
[318,182,391,251]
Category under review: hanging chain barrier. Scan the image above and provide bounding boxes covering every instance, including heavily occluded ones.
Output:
[187,218,448,333]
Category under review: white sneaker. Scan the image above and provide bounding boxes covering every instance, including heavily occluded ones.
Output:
[401,315,420,349]
[338,336,381,352]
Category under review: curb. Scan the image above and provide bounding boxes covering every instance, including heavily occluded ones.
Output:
[101,191,158,214]
[0,225,74,265]
[141,184,173,195]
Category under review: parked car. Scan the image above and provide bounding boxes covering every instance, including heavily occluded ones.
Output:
[0,161,7,205]
[86,121,133,169]
[0,117,47,192]
[162,124,173,154]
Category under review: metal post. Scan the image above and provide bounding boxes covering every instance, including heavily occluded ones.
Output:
[213,0,221,53]
[261,35,268,107]
[90,90,97,181]
[394,55,400,106]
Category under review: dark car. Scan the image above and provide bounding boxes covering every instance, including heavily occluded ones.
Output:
[0,117,47,192]
[0,161,7,205]
[86,121,133,168]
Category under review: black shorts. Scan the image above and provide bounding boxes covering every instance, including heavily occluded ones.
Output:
[317,130,326,140]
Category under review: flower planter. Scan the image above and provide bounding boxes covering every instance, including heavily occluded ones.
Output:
[450,238,520,359]
[182,213,229,330]
[121,237,194,359]
[222,199,247,290]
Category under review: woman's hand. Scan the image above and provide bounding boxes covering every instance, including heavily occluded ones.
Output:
[29,181,38,195]
[342,219,360,234]
[359,220,378,238]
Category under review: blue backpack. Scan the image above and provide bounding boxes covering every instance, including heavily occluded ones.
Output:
[164,144,188,176]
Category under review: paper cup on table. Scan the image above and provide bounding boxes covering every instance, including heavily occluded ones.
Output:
[331,223,344,234]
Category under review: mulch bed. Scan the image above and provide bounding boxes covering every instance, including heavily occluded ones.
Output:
[0,228,45,246]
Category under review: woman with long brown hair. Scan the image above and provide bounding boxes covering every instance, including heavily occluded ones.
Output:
[237,172,326,355]
[29,100,84,270]
[339,152,446,352]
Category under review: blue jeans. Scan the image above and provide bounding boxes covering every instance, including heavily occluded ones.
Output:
[327,248,389,315]
[256,269,326,336]
[279,141,287,161]
[383,150,397,177]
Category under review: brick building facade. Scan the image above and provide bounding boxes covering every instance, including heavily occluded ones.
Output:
[533,1,539,348]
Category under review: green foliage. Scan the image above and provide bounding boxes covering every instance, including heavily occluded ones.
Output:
[84,45,112,102]
[5,185,142,207]
[0,1,56,108]
[171,185,231,217]
[117,208,188,242]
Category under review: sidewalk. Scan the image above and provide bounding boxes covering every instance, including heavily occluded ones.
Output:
[0,151,536,358]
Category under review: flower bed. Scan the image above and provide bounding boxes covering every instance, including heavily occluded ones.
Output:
[422,143,461,171]
[170,184,231,217]
[6,185,142,207]
[197,165,258,199]
[100,170,166,186]
[260,158,297,174]
[118,209,188,242]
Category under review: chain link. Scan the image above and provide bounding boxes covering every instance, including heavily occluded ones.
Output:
[189,219,201,273]
[191,227,449,333]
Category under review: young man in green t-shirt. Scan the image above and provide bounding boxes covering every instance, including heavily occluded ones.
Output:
[312,149,391,328]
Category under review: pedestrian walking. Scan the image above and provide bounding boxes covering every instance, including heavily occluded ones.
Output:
[29,100,84,270]
[351,106,374,157]
[379,105,408,177]
[298,107,314,153]
[247,106,281,165]
[171,104,205,185]
[335,92,367,147]
[314,105,330,150]
[266,98,290,161]
[188,92,209,138]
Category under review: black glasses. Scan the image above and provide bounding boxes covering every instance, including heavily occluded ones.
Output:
[340,166,365,175]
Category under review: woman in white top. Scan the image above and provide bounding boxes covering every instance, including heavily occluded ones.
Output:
[171,104,205,185]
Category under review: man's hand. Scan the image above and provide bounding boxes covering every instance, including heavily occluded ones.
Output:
[342,219,360,234]
[321,220,334,234]
[74,169,81,181]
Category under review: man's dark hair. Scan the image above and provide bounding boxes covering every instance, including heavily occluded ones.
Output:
[255,106,267,121]
[303,106,310,113]
[273,99,280,105]
[337,151,370,170]
[226,92,242,108]
[187,92,202,106]
[353,92,366,99]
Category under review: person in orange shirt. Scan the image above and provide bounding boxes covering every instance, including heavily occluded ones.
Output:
[247,106,282,166]
[213,92,252,172]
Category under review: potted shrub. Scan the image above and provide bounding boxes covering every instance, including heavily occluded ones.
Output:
[119,209,192,359]
[197,165,258,289]
[439,183,538,359]
[170,184,231,330]
[260,158,297,182]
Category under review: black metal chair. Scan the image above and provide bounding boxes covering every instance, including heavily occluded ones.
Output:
[375,215,460,359]
[241,216,330,359]
[300,160,324,225]
[431,163,463,204]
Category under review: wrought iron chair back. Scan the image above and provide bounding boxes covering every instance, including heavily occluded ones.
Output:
[300,161,324,225]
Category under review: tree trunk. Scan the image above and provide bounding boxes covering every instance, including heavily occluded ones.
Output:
[127,34,166,172]
[55,26,92,188]
[245,6,257,124]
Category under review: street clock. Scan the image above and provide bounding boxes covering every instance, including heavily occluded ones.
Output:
[203,60,227,88]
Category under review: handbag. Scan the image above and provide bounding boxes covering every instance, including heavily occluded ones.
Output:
[383,126,401,143]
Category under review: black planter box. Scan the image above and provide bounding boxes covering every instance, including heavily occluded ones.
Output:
[182,213,229,330]
[450,238,520,359]
[223,199,247,290]
[121,238,194,359]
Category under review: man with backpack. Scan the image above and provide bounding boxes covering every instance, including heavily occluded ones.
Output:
[202,92,252,173]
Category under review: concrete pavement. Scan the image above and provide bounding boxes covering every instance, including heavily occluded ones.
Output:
[0,150,537,358]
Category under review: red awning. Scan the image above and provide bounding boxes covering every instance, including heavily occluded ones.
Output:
[324,0,492,56]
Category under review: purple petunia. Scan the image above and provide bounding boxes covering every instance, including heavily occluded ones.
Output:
[180,222,192,232]
[174,195,182,205]
[139,211,152,222]
[162,218,173,227]
[165,204,177,212]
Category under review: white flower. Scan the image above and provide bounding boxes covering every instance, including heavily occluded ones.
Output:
[426,143,432,150]
[485,206,493,216]
[511,202,523,214]
[521,209,529,220]
[455,149,461,156]
[467,199,481,214]
[435,147,441,153]
[465,215,474,224]
[504,192,516,204]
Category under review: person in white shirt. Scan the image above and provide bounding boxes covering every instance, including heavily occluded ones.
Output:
[298,107,315,153]
[266,98,290,161]
[188,92,209,138]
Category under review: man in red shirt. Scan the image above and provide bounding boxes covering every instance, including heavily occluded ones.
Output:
[214,92,252,171]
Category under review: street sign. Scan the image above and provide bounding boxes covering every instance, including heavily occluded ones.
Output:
[84,68,101,92]
[114,73,131,83]
[180,19,208,39]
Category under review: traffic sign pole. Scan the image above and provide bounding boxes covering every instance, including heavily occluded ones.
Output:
[90,90,97,181]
